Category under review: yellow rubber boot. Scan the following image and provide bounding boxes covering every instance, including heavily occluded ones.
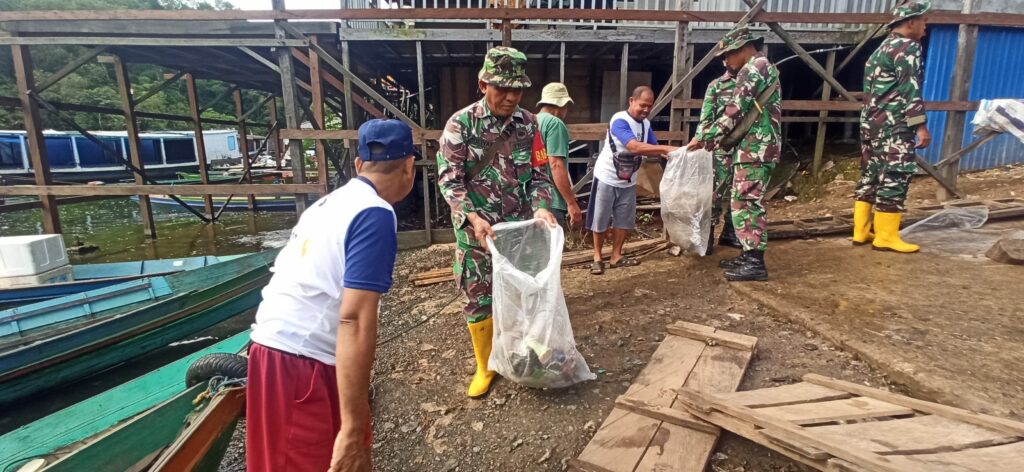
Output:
[852,201,875,245]
[871,211,919,253]
[466,318,496,398]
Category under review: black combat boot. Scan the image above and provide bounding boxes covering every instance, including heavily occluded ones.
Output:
[704,225,716,256]
[724,250,768,282]
[718,251,751,269]
[718,216,742,248]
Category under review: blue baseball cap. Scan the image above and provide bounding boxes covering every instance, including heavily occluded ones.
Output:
[358,119,421,161]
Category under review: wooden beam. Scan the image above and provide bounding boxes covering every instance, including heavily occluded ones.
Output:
[741,0,856,103]
[937,0,979,202]
[309,36,330,196]
[812,51,836,176]
[4,8,1024,26]
[279,21,420,130]
[273,0,307,214]
[0,95,258,127]
[185,73,214,218]
[935,129,999,168]
[668,21,688,143]
[112,54,156,238]
[268,97,283,170]
[0,184,323,197]
[33,45,107,94]
[416,40,431,246]
[0,36,308,47]
[559,42,565,83]
[618,43,628,109]
[133,70,185,106]
[292,49,385,118]
[671,98,979,112]
[278,126,691,142]
[10,44,61,234]
[501,19,512,47]
[238,46,279,73]
[233,89,257,210]
[3,19,337,36]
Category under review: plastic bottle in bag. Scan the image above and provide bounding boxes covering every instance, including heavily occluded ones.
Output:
[486,220,596,389]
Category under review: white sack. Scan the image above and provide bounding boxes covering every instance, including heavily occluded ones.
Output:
[660,148,714,255]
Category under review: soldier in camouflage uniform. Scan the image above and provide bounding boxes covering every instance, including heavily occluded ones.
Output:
[854,0,932,254]
[693,27,781,281]
[690,63,742,255]
[436,47,557,399]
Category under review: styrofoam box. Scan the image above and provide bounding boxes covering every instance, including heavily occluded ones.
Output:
[0,235,70,277]
[0,264,74,289]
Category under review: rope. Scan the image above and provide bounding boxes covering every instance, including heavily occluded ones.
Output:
[192,375,247,406]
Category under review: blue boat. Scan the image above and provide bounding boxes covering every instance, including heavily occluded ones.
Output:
[0,254,247,307]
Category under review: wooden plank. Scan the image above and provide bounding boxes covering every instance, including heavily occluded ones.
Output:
[4,19,337,36]
[719,382,852,408]
[148,388,245,472]
[760,429,832,460]
[292,49,384,119]
[0,95,258,128]
[624,334,708,405]
[618,43,628,111]
[665,321,758,351]
[633,343,754,472]
[887,441,1024,471]
[756,397,916,426]
[613,396,721,435]
[185,73,214,218]
[0,36,307,47]
[803,374,1024,437]
[113,54,156,239]
[10,44,60,234]
[0,184,322,197]
[412,275,454,286]
[809,415,1018,455]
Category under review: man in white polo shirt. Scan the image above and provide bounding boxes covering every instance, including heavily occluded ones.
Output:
[246,119,419,472]
[587,86,678,275]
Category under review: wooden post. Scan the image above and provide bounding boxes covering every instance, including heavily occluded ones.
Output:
[233,89,256,210]
[342,40,356,178]
[669,21,687,144]
[185,73,214,218]
[11,44,61,234]
[272,0,307,214]
[309,36,329,196]
[501,19,512,47]
[619,43,629,108]
[112,55,156,238]
[937,0,979,201]
[812,50,836,176]
[416,40,432,245]
[268,98,283,170]
[559,42,566,84]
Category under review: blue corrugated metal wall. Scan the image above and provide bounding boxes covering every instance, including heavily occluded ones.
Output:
[922,25,1024,170]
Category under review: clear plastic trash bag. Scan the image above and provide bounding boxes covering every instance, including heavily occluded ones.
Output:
[901,207,999,256]
[486,220,595,389]
[660,148,714,255]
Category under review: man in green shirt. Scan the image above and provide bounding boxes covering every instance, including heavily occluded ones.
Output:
[537,82,582,229]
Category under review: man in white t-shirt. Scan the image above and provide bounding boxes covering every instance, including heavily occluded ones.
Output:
[246,119,419,472]
[586,86,678,275]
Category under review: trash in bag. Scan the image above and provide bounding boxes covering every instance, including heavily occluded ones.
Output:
[660,148,714,255]
[486,220,595,389]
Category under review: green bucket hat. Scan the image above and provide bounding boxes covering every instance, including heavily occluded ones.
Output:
[887,0,931,29]
[714,26,764,58]
[479,46,532,89]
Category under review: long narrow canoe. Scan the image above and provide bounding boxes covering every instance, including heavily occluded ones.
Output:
[137,194,296,212]
[0,330,251,472]
[0,254,247,307]
[0,250,276,406]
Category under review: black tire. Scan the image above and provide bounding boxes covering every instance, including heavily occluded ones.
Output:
[185,353,248,387]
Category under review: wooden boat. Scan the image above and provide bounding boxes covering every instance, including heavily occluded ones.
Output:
[138,194,296,212]
[0,254,247,307]
[0,330,251,472]
[0,250,276,406]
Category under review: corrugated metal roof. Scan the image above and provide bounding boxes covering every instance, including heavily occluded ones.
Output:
[922,25,1024,170]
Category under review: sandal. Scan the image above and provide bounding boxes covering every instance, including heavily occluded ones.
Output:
[609,257,640,268]
[590,260,606,275]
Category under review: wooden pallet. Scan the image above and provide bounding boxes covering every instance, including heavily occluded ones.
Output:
[769,197,1024,240]
[570,322,757,472]
[672,374,1024,472]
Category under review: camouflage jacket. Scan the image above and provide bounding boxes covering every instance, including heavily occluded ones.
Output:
[695,70,738,162]
[703,52,782,164]
[861,32,927,141]
[437,99,553,248]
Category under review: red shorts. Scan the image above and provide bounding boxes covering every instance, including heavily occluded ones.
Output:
[246,343,372,472]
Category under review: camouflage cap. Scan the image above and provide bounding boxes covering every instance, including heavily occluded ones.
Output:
[714,26,764,58]
[887,0,931,28]
[478,46,532,89]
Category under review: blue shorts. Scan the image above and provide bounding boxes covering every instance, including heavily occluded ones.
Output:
[586,178,637,233]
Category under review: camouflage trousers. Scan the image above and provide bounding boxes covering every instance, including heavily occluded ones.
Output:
[712,152,735,224]
[855,136,917,213]
[454,245,493,324]
[731,162,775,252]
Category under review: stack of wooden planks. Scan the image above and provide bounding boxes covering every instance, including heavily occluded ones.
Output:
[570,322,757,472]
[672,374,1024,472]
[410,238,668,286]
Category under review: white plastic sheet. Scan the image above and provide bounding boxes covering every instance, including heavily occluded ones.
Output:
[486,220,595,389]
[971,99,1024,144]
[660,148,714,255]
[901,207,997,256]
